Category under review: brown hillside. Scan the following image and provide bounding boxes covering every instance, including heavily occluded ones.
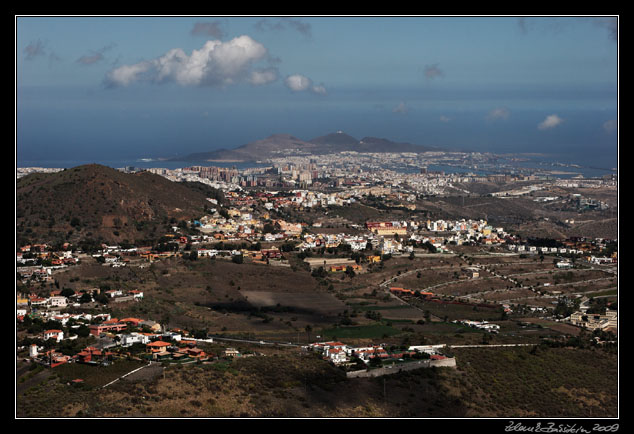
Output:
[16,164,213,247]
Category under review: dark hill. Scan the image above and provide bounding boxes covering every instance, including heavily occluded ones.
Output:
[232,134,318,156]
[169,134,318,163]
[308,131,359,152]
[16,164,219,247]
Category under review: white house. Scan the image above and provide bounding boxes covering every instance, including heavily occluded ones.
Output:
[325,347,349,365]
[162,331,182,342]
[105,289,124,298]
[43,329,64,342]
[49,296,68,308]
[120,332,150,347]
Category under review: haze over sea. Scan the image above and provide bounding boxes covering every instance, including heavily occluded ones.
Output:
[16,106,618,178]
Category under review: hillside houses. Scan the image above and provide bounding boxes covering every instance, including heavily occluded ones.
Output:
[568,309,617,332]
[455,319,500,333]
[305,341,447,368]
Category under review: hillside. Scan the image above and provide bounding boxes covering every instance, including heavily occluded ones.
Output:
[16,164,217,247]
[16,344,617,418]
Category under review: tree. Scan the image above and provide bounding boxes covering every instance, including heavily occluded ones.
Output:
[60,288,75,297]
[76,324,90,338]
[345,265,356,278]
[94,293,110,305]
[369,353,383,368]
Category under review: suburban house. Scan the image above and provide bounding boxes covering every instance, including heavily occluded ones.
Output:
[104,289,124,298]
[42,329,64,342]
[120,332,151,347]
[75,347,114,364]
[120,318,143,327]
[129,290,144,299]
[223,348,241,358]
[569,310,617,332]
[89,322,127,336]
[146,340,171,353]
[43,350,71,368]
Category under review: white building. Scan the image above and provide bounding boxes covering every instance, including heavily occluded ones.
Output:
[120,332,151,347]
[49,296,68,308]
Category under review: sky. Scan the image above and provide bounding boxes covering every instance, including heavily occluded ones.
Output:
[16,16,618,168]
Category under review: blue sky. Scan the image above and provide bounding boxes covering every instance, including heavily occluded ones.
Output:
[16,16,618,167]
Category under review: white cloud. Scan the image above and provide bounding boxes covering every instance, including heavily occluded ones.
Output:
[106,61,153,86]
[439,115,451,123]
[538,114,564,130]
[311,84,327,95]
[284,74,326,94]
[487,107,510,121]
[285,74,312,91]
[105,35,271,88]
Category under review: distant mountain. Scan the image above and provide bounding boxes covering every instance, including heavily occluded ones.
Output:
[16,164,221,247]
[308,131,360,152]
[170,131,443,163]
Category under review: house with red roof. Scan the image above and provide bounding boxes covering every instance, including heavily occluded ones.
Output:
[89,322,127,336]
[120,317,143,327]
[146,341,171,353]
[42,329,64,342]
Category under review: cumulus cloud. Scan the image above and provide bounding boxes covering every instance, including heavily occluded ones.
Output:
[439,115,451,123]
[191,21,225,39]
[284,74,326,94]
[393,102,409,114]
[424,64,444,80]
[487,107,511,121]
[104,35,272,88]
[538,114,564,130]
